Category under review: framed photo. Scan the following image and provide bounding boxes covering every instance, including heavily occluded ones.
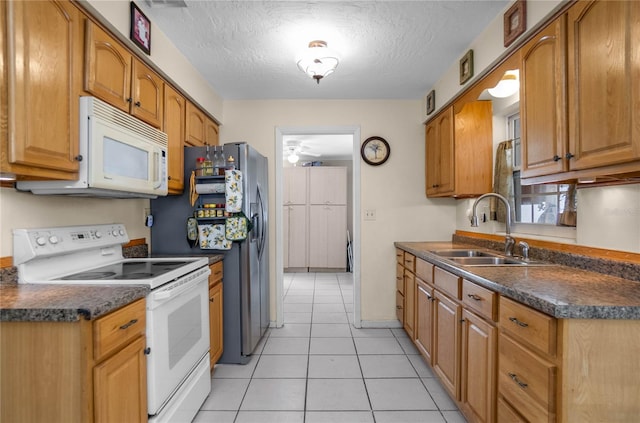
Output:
[426,90,436,115]
[130,2,151,55]
[504,0,527,48]
[459,49,474,85]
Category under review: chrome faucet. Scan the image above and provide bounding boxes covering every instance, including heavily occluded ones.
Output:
[470,193,515,256]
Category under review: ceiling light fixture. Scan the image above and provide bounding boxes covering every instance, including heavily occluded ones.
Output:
[488,70,520,98]
[287,152,299,164]
[297,40,339,85]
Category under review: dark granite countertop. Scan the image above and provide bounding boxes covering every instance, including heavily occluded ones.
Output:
[395,241,640,320]
[0,284,150,322]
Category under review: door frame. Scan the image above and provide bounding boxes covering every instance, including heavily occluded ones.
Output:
[275,125,361,328]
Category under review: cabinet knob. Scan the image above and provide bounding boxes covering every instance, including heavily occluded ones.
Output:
[167,176,172,180]
[126,97,132,103]
[565,152,575,160]
[74,155,83,162]
[396,305,403,310]
[552,155,561,162]
[144,347,151,355]
[135,101,141,107]
[210,297,215,303]
[432,184,439,188]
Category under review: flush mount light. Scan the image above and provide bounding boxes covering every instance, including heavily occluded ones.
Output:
[297,40,339,84]
[287,152,299,164]
[488,70,520,98]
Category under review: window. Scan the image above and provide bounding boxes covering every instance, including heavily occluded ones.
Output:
[508,113,576,225]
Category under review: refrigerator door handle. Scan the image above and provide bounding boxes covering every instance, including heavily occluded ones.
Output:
[256,184,266,260]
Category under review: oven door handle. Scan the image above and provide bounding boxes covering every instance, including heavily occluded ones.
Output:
[150,269,210,305]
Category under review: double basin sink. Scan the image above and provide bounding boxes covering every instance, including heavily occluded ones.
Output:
[433,249,548,267]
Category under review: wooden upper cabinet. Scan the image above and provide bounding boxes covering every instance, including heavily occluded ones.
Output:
[85,21,132,112]
[185,101,207,146]
[567,0,640,170]
[205,117,219,146]
[85,21,163,128]
[131,59,163,128]
[425,107,454,197]
[163,84,186,193]
[1,0,82,179]
[425,102,492,198]
[520,16,567,179]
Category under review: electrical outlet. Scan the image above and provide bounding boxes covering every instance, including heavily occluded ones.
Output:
[143,208,151,223]
[364,209,376,221]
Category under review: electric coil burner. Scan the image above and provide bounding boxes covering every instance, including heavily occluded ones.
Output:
[13,223,212,423]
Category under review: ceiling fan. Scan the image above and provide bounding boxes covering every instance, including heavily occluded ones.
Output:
[284,140,321,164]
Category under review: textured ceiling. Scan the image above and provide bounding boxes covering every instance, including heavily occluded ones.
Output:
[141,0,509,100]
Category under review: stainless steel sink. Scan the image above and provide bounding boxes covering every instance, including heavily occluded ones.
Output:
[433,249,499,258]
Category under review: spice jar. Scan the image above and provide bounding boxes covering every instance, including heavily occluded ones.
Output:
[195,157,206,176]
[226,155,236,170]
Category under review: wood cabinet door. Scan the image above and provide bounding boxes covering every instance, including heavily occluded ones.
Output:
[3,0,81,177]
[567,0,640,170]
[433,290,461,400]
[209,282,223,367]
[130,59,163,128]
[309,167,347,205]
[85,21,132,112]
[185,101,206,146]
[460,309,497,423]
[284,167,308,205]
[520,16,567,178]
[415,280,434,365]
[308,205,346,268]
[205,118,219,146]
[93,336,147,423]
[403,271,416,339]
[164,84,186,193]
[287,205,308,268]
[425,108,454,197]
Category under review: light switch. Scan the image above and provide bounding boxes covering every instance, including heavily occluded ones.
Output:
[364,209,376,220]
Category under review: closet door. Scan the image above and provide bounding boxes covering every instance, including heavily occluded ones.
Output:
[309,167,347,205]
[287,205,308,268]
[309,205,346,269]
[284,167,308,205]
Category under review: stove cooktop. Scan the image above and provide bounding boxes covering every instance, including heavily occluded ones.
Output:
[60,261,191,281]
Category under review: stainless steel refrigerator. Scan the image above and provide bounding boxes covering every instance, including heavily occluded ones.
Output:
[150,142,269,364]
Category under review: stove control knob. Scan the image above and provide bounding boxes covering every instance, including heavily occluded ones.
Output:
[49,235,59,244]
[36,236,47,246]
[95,231,102,239]
[112,231,119,238]
[118,229,125,236]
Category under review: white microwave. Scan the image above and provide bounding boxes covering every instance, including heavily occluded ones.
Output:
[17,96,168,198]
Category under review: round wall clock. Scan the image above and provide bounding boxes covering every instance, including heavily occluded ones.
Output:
[361,136,390,166]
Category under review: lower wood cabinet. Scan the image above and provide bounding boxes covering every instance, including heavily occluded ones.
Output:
[415,278,434,364]
[209,261,224,369]
[403,270,416,339]
[432,289,461,399]
[0,298,147,423]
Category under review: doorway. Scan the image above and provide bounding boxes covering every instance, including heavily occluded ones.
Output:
[275,126,361,328]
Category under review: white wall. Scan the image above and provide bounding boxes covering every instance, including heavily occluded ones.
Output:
[221,100,457,322]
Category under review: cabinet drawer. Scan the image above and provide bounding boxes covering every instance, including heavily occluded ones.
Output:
[497,396,527,423]
[499,335,556,423]
[462,279,496,321]
[94,299,146,361]
[209,261,223,288]
[499,296,557,356]
[415,259,433,285]
[396,249,404,264]
[396,263,405,294]
[396,291,404,324]
[434,267,461,299]
[403,253,416,272]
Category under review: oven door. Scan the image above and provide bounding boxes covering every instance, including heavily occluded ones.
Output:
[146,267,211,416]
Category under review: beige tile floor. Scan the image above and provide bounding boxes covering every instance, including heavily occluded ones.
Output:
[193,272,468,423]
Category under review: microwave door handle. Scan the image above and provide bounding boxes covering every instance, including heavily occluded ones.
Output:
[152,148,162,189]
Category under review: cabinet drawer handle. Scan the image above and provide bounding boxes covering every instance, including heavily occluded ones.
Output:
[467,293,482,301]
[119,319,138,330]
[508,317,529,327]
[508,372,528,389]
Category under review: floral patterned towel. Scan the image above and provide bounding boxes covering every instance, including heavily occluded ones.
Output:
[225,169,243,213]
[225,216,249,241]
[198,224,232,250]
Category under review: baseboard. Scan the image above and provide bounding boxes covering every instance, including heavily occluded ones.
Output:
[359,319,403,329]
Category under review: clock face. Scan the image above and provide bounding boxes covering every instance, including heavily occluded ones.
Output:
[361,136,390,166]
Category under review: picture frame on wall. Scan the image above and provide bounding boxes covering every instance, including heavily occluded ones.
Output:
[130,2,151,55]
[426,90,436,115]
[459,49,474,85]
[503,0,526,47]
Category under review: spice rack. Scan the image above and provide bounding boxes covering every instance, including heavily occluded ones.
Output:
[194,175,228,222]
